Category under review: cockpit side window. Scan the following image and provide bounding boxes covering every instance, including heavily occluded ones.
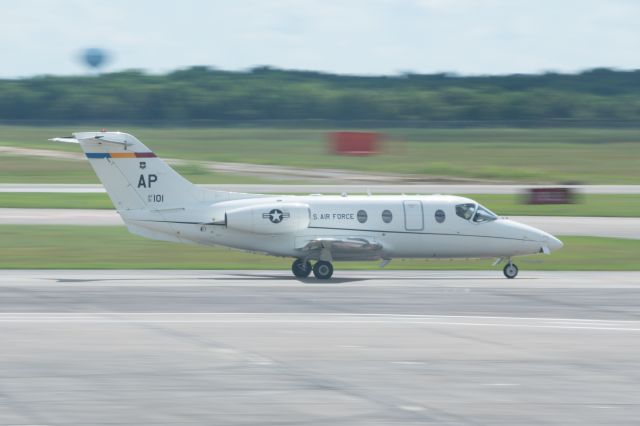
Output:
[473,205,498,223]
[455,203,476,220]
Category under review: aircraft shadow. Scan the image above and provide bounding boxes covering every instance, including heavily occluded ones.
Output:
[56,273,531,285]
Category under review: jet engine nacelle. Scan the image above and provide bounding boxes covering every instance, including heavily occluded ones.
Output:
[225,203,310,234]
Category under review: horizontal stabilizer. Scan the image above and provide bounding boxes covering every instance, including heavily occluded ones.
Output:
[49,137,79,144]
[51,133,131,147]
[92,134,130,146]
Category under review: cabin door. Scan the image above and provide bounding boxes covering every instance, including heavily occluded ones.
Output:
[403,200,424,231]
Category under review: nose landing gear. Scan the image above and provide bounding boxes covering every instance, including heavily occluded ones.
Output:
[291,259,334,280]
[503,260,519,279]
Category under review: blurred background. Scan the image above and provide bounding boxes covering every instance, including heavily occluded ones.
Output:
[0,0,639,270]
[2,4,640,424]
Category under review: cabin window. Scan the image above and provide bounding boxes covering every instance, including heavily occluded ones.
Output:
[435,209,446,223]
[473,205,498,223]
[381,209,393,223]
[357,210,368,223]
[455,203,476,220]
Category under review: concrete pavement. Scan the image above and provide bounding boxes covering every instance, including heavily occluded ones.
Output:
[0,270,639,425]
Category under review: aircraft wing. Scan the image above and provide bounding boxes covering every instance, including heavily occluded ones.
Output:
[298,236,383,261]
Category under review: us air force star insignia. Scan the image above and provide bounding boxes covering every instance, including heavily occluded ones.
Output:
[139,161,146,169]
[269,209,283,223]
[262,209,290,224]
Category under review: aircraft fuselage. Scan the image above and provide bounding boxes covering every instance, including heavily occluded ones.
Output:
[123,194,560,261]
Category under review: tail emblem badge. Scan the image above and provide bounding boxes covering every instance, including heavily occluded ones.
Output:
[139,161,146,169]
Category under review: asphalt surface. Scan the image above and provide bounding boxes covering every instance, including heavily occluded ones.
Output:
[2,207,639,239]
[1,270,639,425]
[2,183,640,194]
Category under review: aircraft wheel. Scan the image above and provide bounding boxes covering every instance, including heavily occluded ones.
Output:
[503,262,519,279]
[292,258,312,278]
[313,261,334,280]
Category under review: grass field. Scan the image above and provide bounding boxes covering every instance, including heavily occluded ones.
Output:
[0,155,98,183]
[1,126,639,184]
[0,154,282,184]
[0,225,638,270]
[1,192,638,217]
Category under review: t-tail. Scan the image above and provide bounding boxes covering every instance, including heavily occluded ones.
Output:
[51,131,210,211]
[50,131,255,244]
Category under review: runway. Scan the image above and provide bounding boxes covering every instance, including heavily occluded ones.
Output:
[2,207,640,239]
[2,183,640,194]
[1,270,639,425]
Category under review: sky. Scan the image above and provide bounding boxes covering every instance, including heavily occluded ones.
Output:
[2,0,640,78]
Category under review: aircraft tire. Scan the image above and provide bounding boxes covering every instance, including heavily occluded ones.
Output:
[292,259,312,278]
[503,263,519,279]
[313,261,334,280]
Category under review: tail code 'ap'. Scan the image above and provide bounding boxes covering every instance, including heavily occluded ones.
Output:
[52,131,205,211]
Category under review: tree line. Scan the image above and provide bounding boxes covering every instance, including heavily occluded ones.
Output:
[1,66,639,123]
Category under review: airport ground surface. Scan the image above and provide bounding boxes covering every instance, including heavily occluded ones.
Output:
[1,270,639,425]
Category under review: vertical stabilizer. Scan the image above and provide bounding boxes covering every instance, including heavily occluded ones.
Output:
[74,131,207,211]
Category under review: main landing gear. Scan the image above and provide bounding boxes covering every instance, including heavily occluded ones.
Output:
[313,261,334,280]
[503,260,519,279]
[291,259,334,280]
[292,258,312,278]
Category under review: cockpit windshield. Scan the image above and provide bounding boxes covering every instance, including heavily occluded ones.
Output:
[455,203,476,220]
[472,205,498,223]
[455,203,498,223]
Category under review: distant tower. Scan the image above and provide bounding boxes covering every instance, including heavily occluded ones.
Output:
[82,48,109,74]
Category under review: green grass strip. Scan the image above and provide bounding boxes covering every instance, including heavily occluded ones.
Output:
[2,126,640,184]
[0,225,638,270]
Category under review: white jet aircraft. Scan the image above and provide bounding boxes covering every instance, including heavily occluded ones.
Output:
[51,131,563,280]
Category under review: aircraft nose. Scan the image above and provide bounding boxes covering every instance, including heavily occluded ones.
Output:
[497,219,563,253]
[543,232,563,252]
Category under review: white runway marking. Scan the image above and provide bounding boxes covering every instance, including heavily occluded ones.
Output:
[483,383,521,387]
[0,313,638,331]
[398,405,425,412]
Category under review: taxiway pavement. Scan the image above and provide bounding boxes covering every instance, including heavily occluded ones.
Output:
[0,270,639,425]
